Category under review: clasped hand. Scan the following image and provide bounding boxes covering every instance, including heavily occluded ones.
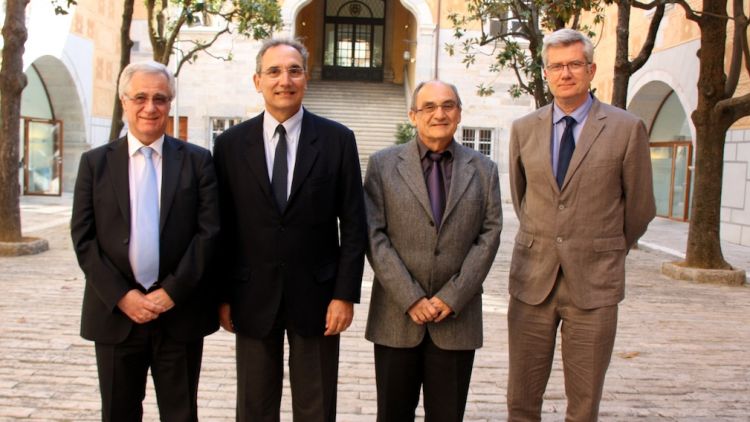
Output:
[407,296,453,325]
[117,288,175,324]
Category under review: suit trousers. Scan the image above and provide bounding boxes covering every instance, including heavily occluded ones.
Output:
[374,332,475,422]
[236,325,340,422]
[94,321,204,422]
[506,272,618,422]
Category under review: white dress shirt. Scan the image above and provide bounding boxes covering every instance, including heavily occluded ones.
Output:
[263,107,303,198]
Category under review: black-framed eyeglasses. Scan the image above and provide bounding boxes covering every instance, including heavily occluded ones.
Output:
[414,101,459,114]
[545,61,589,74]
[260,66,306,79]
[123,93,172,107]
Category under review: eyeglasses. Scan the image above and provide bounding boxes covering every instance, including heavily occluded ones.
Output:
[545,61,589,74]
[414,101,459,114]
[124,94,172,107]
[259,66,306,79]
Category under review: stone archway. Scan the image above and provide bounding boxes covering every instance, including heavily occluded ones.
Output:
[281,0,435,83]
[28,56,87,193]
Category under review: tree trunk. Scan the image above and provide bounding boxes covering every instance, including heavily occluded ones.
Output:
[611,0,631,109]
[685,0,732,269]
[108,0,135,142]
[0,0,30,242]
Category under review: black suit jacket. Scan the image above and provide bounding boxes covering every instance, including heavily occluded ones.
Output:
[213,109,367,338]
[71,135,220,344]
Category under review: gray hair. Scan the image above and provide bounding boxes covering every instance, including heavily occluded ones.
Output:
[541,29,595,66]
[118,61,175,99]
[410,80,463,111]
[255,38,309,74]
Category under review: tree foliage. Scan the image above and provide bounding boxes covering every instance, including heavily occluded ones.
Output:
[146,0,282,76]
[447,0,605,108]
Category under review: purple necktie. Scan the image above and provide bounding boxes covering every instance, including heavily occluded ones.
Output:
[427,152,446,228]
[556,116,576,188]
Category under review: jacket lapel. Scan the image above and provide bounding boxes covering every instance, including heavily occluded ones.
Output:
[106,137,131,225]
[396,140,433,220]
[534,105,560,191]
[562,98,606,190]
[442,142,476,223]
[243,113,274,206]
[289,109,319,206]
[159,136,182,233]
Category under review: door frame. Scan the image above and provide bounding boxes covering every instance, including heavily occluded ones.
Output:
[22,116,63,197]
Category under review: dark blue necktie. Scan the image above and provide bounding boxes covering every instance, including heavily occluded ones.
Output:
[427,152,446,228]
[556,116,576,188]
[272,125,288,213]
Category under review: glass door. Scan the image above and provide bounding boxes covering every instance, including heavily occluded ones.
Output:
[650,141,692,221]
[323,0,384,80]
[23,118,63,196]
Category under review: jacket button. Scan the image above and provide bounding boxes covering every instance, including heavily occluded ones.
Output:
[434,249,440,256]
[556,237,563,243]
[558,204,565,210]
[429,221,435,227]
[122,238,129,244]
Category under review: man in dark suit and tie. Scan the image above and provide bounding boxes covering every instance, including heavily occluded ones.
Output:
[71,61,220,421]
[212,38,367,422]
[507,29,656,421]
[364,80,502,421]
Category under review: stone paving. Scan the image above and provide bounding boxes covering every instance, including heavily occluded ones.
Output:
[1,197,749,421]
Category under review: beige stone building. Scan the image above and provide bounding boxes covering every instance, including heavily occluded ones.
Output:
[12,1,750,246]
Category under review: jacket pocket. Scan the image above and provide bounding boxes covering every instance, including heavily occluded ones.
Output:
[515,230,534,248]
[314,262,337,284]
[593,236,626,252]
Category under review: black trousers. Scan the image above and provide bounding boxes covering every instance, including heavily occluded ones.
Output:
[374,332,475,422]
[236,326,340,422]
[94,321,204,422]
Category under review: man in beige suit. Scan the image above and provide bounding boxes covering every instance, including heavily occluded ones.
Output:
[507,29,656,421]
[365,80,502,421]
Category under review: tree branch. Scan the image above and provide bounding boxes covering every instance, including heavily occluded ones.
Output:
[717,92,750,124]
[174,27,230,76]
[724,0,746,97]
[672,0,701,22]
[631,2,666,72]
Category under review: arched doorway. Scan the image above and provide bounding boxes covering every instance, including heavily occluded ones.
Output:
[22,55,87,194]
[629,81,693,221]
[322,0,385,80]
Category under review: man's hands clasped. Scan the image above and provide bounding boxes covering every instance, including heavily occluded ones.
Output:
[117,288,175,324]
[407,296,453,325]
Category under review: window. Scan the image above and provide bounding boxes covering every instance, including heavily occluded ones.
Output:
[461,128,494,158]
[210,117,242,149]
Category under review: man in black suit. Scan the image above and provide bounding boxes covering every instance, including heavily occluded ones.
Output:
[71,61,220,422]
[213,38,367,422]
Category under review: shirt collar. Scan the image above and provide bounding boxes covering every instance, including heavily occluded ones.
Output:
[416,137,455,161]
[552,93,593,125]
[263,107,304,139]
[127,132,164,157]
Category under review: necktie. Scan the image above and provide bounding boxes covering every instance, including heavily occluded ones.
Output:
[133,146,159,290]
[272,124,288,213]
[556,116,577,189]
[427,152,446,228]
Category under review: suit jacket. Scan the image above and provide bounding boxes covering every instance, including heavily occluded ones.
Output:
[71,136,221,344]
[212,109,367,339]
[509,98,656,310]
[364,140,502,350]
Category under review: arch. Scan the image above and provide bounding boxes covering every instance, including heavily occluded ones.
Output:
[628,77,695,145]
[26,55,87,192]
[281,0,435,82]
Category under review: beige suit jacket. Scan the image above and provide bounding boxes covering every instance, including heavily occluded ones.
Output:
[364,140,502,350]
[509,98,656,309]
